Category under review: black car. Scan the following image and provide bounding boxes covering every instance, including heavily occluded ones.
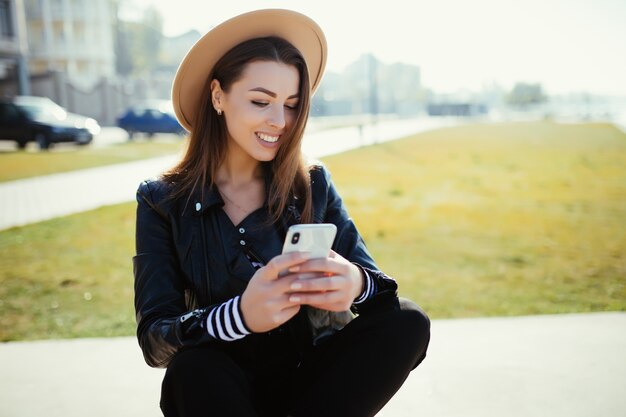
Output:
[0,96,101,150]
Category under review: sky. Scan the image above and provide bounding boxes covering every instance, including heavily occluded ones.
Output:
[121,0,626,96]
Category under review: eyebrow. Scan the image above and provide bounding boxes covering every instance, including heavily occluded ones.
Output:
[249,87,299,99]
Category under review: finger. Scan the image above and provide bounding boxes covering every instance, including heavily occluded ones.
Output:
[289,276,342,293]
[288,290,343,305]
[272,304,301,325]
[263,252,311,281]
[295,272,326,280]
[271,275,302,295]
[328,250,350,263]
[305,301,352,312]
[268,291,305,310]
[296,257,345,275]
[273,271,331,295]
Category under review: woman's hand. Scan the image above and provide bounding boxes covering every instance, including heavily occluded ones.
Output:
[240,251,311,333]
[287,250,365,312]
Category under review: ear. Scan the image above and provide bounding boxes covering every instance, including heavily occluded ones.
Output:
[210,79,223,109]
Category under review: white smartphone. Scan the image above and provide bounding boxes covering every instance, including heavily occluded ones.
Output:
[282,223,337,259]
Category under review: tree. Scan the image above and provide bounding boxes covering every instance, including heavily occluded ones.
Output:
[134,6,163,74]
[114,5,164,76]
[506,82,548,107]
[114,20,134,76]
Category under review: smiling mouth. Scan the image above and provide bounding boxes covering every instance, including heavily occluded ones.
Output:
[256,132,280,143]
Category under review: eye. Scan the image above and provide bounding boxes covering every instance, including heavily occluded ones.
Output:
[251,101,268,107]
[285,104,298,110]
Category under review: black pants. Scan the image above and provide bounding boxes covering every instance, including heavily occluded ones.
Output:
[160,298,430,417]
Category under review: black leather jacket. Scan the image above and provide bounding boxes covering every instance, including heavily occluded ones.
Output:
[134,164,398,368]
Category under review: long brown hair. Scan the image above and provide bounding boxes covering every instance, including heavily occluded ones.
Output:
[162,37,313,224]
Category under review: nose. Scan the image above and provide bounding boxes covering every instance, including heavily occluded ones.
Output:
[267,106,286,129]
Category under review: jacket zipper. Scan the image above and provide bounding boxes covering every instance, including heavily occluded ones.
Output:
[246,246,268,266]
[199,215,213,303]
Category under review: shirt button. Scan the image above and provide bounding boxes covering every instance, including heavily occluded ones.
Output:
[240,240,246,246]
[239,228,245,234]
[195,202,201,212]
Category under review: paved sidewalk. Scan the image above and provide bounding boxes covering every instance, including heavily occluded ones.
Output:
[0,155,179,230]
[0,117,453,230]
[1,312,624,417]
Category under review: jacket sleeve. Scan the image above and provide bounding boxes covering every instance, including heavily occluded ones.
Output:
[312,166,399,313]
[133,181,249,368]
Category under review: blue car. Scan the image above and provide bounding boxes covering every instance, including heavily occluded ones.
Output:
[117,101,186,139]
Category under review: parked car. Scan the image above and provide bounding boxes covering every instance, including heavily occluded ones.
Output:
[117,100,186,139]
[0,96,101,150]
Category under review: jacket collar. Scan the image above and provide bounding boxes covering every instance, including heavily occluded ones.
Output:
[185,185,223,217]
[186,163,274,217]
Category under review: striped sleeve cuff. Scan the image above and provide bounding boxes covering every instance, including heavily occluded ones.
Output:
[205,295,252,341]
[353,267,376,305]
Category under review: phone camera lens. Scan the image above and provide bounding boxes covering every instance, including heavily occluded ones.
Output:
[291,232,300,244]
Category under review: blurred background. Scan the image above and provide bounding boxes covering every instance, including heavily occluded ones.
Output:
[1,0,625,128]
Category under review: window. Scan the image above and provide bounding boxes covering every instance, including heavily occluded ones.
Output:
[0,0,14,38]
[0,103,22,123]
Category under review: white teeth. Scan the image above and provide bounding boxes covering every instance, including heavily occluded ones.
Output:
[256,133,279,143]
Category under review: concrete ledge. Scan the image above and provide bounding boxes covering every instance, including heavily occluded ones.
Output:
[1,312,624,417]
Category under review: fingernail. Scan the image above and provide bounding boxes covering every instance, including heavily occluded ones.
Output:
[290,295,301,302]
[291,282,302,290]
[288,266,300,273]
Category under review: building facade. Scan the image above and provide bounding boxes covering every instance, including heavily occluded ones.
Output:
[0,0,30,95]
[24,0,115,88]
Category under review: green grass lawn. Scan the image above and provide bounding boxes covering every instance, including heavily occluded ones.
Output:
[1,121,624,341]
[0,137,185,182]
[324,121,626,317]
[0,203,136,341]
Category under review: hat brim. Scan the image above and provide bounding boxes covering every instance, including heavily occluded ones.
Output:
[172,9,327,132]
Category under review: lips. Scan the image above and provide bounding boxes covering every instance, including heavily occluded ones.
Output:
[256,132,280,143]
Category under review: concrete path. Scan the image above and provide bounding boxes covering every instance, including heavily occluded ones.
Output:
[0,117,454,231]
[1,312,624,417]
[0,155,179,230]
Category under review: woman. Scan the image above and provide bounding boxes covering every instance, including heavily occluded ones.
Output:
[134,9,430,417]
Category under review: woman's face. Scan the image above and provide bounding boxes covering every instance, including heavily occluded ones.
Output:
[215,60,300,163]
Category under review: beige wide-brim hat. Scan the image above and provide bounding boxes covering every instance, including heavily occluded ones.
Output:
[172,9,327,132]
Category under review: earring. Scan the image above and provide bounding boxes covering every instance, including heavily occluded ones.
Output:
[216,108,222,116]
